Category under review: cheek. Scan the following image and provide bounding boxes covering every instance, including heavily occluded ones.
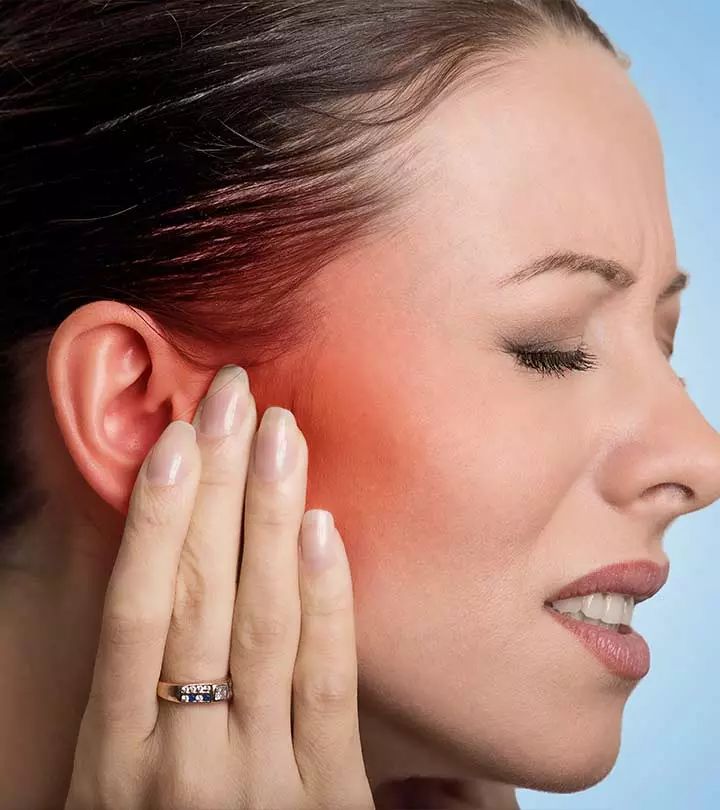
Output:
[302,353,583,607]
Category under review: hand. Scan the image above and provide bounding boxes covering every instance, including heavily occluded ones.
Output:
[64,366,375,810]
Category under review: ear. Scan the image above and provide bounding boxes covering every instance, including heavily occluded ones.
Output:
[46,301,208,516]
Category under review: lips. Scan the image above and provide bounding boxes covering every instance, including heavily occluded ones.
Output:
[545,559,670,605]
[544,607,652,680]
[544,559,670,680]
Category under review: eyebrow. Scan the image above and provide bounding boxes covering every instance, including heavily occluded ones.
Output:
[497,250,690,303]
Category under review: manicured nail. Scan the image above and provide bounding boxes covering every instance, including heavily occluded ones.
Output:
[195,365,248,438]
[146,421,196,486]
[253,407,299,481]
[300,510,337,570]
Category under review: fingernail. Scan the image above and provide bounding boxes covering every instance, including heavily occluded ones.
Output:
[253,407,299,481]
[146,421,196,486]
[300,510,337,570]
[195,365,248,438]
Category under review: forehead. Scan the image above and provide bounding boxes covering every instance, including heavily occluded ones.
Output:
[397,36,676,282]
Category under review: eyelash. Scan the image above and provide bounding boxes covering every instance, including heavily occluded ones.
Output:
[506,340,688,388]
[505,340,600,379]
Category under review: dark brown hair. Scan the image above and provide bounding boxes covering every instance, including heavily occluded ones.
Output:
[0,0,616,563]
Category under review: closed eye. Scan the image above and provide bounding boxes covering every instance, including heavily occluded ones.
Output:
[504,337,687,387]
[503,339,599,379]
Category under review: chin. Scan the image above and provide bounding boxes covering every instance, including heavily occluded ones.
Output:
[432,694,627,796]
[513,740,621,794]
[471,718,624,794]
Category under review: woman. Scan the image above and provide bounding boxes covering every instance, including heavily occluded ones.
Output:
[1,1,719,808]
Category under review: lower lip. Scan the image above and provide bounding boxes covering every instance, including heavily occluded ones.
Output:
[544,605,650,681]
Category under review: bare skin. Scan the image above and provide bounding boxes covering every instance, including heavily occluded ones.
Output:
[2,34,720,810]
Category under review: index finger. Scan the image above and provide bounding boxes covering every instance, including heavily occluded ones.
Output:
[86,421,201,737]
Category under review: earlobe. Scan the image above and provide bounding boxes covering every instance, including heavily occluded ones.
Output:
[46,301,201,515]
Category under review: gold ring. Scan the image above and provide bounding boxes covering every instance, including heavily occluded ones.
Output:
[157,677,233,704]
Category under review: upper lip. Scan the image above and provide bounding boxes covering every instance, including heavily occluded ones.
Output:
[545,559,670,605]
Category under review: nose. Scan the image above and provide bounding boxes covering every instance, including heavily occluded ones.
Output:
[597,372,720,524]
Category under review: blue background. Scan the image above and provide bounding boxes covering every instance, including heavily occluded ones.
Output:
[518,2,719,809]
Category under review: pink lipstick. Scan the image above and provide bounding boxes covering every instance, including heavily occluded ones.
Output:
[544,559,669,680]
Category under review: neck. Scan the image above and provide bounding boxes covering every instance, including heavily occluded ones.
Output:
[359,703,520,809]
[0,504,116,809]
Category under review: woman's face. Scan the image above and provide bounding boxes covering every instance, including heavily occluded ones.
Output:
[278,37,720,791]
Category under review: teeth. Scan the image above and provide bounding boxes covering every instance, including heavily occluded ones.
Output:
[550,593,635,628]
[582,594,606,620]
[552,597,584,614]
[621,597,634,626]
[603,593,625,624]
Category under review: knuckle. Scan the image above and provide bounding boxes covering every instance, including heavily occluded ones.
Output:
[199,441,245,484]
[197,467,237,493]
[129,485,181,533]
[294,669,355,714]
[244,497,300,532]
[103,606,164,649]
[235,609,292,655]
[149,769,208,810]
[302,587,353,620]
